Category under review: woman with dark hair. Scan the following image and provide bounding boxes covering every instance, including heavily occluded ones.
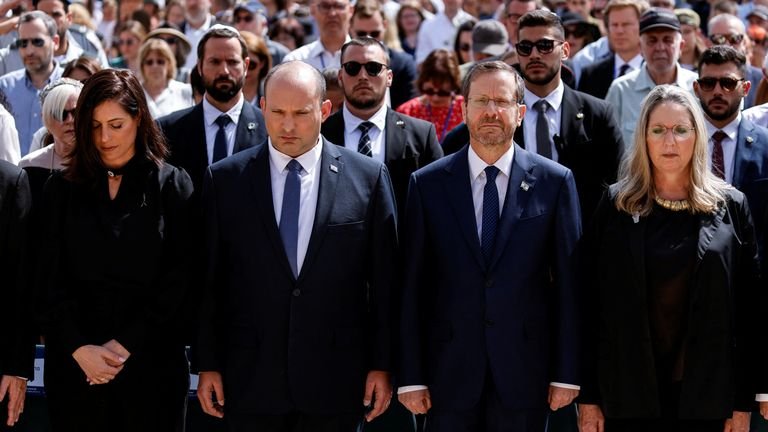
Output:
[396,49,464,143]
[240,30,272,105]
[36,69,193,432]
[62,55,103,83]
[454,19,476,65]
[396,0,425,58]
[268,16,305,51]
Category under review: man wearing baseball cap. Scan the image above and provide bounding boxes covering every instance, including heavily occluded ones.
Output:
[605,7,698,148]
[232,0,290,63]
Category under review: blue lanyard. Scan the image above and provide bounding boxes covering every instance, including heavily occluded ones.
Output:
[427,97,454,143]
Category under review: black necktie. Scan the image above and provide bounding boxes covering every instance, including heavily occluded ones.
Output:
[212,114,231,163]
[533,100,553,159]
[481,166,500,262]
[618,63,630,78]
[280,159,302,278]
[357,121,374,157]
[712,130,727,180]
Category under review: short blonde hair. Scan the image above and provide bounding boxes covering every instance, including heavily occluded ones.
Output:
[138,38,177,81]
[615,85,731,215]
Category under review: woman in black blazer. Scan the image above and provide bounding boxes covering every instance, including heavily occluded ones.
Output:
[36,69,193,432]
[577,85,766,432]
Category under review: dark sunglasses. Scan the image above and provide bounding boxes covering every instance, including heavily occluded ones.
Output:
[708,33,744,45]
[235,14,254,23]
[143,58,166,66]
[696,76,745,92]
[60,108,75,121]
[16,38,45,48]
[248,57,260,70]
[422,88,453,97]
[515,38,564,56]
[355,30,382,39]
[342,61,387,76]
[459,43,471,52]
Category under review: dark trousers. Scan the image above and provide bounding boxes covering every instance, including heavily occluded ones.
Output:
[425,372,548,432]
[226,411,362,432]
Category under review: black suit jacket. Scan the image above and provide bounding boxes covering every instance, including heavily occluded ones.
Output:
[321,107,443,213]
[197,139,398,415]
[388,48,418,110]
[442,86,624,223]
[577,55,615,99]
[580,187,763,418]
[0,161,32,379]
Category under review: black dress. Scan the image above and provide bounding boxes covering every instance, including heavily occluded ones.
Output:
[36,157,194,432]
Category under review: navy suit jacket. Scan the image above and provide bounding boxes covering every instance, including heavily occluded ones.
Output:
[577,55,614,99]
[399,144,582,411]
[389,48,418,110]
[733,118,768,259]
[198,139,398,415]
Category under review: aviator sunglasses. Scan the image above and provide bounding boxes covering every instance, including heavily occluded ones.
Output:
[342,61,387,76]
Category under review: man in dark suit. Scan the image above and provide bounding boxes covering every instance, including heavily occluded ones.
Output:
[694,46,768,260]
[348,0,417,110]
[577,0,646,99]
[443,11,623,224]
[398,60,581,432]
[322,37,442,213]
[0,160,32,428]
[197,60,398,432]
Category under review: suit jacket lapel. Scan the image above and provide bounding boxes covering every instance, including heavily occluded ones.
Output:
[234,103,261,153]
[445,148,485,269]
[385,109,409,162]
[322,111,346,147]
[489,146,535,270]
[733,120,757,188]
[299,139,342,282]
[248,144,295,278]
[514,121,525,148]
[191,105,208,175]
[559,87,584,159]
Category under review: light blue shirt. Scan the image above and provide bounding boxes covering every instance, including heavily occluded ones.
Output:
[0,63,63,156]
[571,36,611,85]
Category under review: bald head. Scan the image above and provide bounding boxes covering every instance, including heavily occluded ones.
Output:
[708,13,745,34]
[264,60,327,105]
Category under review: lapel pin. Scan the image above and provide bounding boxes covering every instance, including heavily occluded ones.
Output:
[247,122,256,130]
[746,136,754,143]
[576,112,584,120]
[330,164,338,173]
[520,181,530,191]
[396,120,405,128]
[632,213,640,224]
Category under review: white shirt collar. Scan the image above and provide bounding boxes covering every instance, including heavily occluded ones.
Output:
[308,35,352,58]
[467,142,515,181]
[202,93,245,127]
[267,136,324,174]
[705,114,741,141]
[615,53,643,70]
[523,80,565,112]
[341,103,388,133]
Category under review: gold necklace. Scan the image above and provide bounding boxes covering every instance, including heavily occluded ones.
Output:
[654,196,691,212]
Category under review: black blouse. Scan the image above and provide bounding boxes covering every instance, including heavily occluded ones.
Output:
[37,157,194,358]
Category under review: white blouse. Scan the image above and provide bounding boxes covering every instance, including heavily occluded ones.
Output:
[144,79,194,119]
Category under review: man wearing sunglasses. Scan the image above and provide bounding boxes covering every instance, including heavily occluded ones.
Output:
[707,13,763,109]
[605,7,698,148]
[0,11,63,158]
[283,0,352,70]
[348,0,417,109]
[34,0,109,68]
[322,37,442,214]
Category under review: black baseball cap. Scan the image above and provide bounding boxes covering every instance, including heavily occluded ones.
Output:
[639,7,681,34]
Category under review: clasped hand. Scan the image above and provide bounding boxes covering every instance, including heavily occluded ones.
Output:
[72,339,130,385]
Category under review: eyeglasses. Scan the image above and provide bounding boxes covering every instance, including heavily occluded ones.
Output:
[422,88,453,97]
[248,57,260,70]
[459,43,471,52]
[235,14,254,23]
[355,30,382,39]
[648,124,695,141]
[341,61,387,76]
[316,2,348,13]
[117,38,136,46]
[515,39,565,56]
[143,58,167,66]
[708,33,744,45]
[696,77,744,92]
[468,97,516,110]
[16,38,45,48]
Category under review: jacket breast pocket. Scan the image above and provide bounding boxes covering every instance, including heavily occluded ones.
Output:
[326,220,365,233]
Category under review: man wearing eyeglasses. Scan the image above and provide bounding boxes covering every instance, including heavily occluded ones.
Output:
[232,0,290,64]
[348,0,417,109]
[707,13,763,109]
[0,11,62,159]
[398,60,582,432]
[500,0,539,45]
[605,7,698,148]
[321,37,442,214]
[283,0,352,70]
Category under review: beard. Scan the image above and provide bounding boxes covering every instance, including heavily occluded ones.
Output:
[467,118,514,147]
[203,73,245,103]
[701,97,740,122]
[344,86,386,110]
[520,61,559,86]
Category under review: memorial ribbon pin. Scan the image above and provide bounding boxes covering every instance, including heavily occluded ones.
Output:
[520,181,530,191]
[747,136,754,143]
[330,164,338,173]
[396,120,405,128]
[247,122,256,130]
[632,213,640,224]
[576,112,584,120]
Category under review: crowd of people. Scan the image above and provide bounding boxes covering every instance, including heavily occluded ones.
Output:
[0,0,767,430]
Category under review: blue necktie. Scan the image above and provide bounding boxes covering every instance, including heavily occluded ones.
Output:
[212,114,231,163]
[358,121,374,157]
[481,166,500,262]
[279,159,302,277]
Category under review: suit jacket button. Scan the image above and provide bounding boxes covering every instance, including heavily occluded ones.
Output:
[485,279,493,288]
[292,289,301,297]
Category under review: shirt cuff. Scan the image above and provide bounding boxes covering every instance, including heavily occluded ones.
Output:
[398,385,429,394]
[550,382,580,390]
[756,394,768,402]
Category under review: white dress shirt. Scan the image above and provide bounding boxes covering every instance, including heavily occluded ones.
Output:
[523,81,564,162]
[183,14,215,71]
[414,9,474,63]
[268,138,322,275]
[145,79,194,119]
[613,53,643,79]
[282,36,351,71]
[705,116,739,184]
[202,94,244,165]
[341,103,388,164]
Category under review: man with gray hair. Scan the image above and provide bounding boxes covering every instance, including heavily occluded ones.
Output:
[0,11,63,157]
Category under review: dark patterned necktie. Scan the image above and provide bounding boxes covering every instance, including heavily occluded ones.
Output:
[618,63,630,78]
[481,166,500,262]
[357,121,374,157]
[711,130,727,179]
